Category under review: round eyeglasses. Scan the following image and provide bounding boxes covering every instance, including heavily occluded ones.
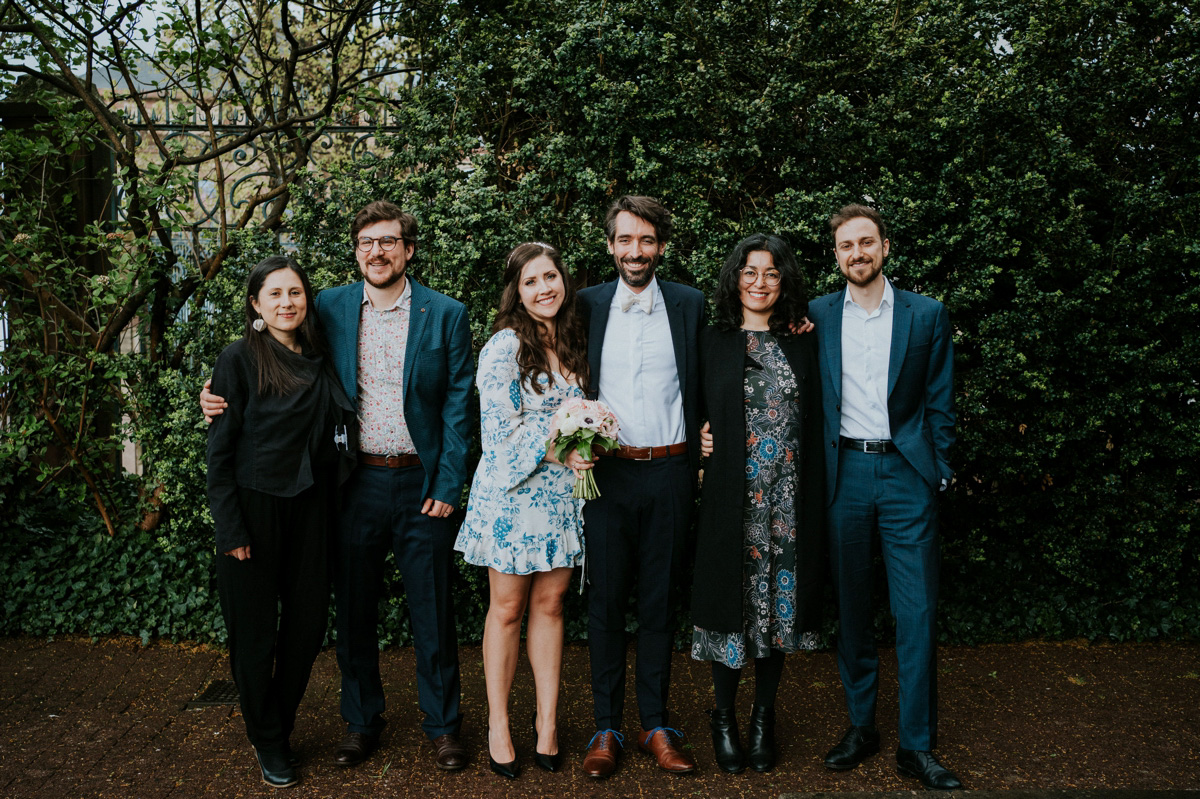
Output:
[739,268,781,286]
[356,236,404,252]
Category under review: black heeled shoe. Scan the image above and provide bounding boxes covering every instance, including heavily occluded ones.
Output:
[532,712,563,772]
[487,728,520,779]
[745,704,776,773]
[709,707,746,774]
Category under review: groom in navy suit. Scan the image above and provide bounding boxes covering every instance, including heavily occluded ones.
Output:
[576,195,704,778]
[202,201,473,771]
[807,204,961,790]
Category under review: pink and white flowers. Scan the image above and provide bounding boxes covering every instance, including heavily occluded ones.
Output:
[547,398,620,499]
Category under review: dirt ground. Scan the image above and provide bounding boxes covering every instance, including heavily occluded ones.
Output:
[0,636,1198,798]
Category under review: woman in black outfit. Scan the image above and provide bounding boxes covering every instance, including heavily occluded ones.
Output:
[207,255,354,788]
[691,234,825,774]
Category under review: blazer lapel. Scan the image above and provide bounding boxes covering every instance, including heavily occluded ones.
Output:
[404,278,430,401]
[341,282,365,401]
[587,282,617,398]
[821,290,846,403]
[888,290,913,398]
[659,281,688,394]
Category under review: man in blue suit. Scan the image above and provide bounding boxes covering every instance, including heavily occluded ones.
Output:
[202,201,474,771]
[807,204,961,790]
[576,195,704,778]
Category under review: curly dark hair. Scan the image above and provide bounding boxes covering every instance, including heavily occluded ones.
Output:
[712,233,809,334]
[492,242,590,395]
[244,255,329,396]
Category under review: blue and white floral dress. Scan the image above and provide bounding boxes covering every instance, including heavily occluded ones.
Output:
[455,328,585,574]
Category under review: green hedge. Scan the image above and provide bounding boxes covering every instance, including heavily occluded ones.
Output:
[3,0,1198,645]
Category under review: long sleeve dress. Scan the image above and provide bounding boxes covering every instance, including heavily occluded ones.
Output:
[455,328,585,575]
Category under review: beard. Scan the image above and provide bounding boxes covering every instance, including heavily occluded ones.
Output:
[842,258,882,287]
[362,260,406,290]
[614,252,660,288]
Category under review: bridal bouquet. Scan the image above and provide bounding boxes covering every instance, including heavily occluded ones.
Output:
[547,398,620,499]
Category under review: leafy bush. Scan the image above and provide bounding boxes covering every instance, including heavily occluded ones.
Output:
[3,0,1197,645]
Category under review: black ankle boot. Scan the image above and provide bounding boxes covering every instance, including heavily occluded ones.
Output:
[708,708,746,774]
[745,704,776,772]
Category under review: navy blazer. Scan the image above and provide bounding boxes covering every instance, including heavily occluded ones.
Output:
[314,278,474,506]
[578,278,706,477]
[808,284,955,505]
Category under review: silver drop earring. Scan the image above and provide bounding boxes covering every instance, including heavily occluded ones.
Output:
[253,316,266,332]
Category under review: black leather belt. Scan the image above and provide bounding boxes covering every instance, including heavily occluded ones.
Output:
[839,437,896,454]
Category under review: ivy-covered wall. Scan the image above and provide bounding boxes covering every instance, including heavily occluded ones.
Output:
[3,0,1197,645]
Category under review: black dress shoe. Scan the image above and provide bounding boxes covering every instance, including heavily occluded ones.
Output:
[432,733,469,771]
[896,748,962,790]
[487,728,520,779]
[255,748,299,788]
[708,707,746,774]
[333,731,378,767]
[823,725,880,770]
[532,713,563,772]
[745,704,776,773]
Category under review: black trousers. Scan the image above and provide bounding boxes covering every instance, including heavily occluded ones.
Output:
[583,454,693,730]
[216,479,331,753]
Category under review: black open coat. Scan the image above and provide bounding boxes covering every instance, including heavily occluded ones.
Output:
[689,325,827,634]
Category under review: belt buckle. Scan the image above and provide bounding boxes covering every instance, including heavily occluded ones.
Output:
[628,447,653,461]
[385,454,401,468]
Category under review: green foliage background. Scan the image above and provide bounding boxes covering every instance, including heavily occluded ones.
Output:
[3,0,1198,645]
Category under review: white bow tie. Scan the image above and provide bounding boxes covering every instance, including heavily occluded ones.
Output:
[620,291,652,314]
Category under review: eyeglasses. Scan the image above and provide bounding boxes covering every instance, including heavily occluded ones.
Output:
[739,268,781,287]
[356,236,405,252]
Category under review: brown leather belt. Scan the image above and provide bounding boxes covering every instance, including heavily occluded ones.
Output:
[358,452,421,468]
[611,442,688,461]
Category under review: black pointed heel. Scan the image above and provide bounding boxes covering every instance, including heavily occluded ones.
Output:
[532,712,563,772]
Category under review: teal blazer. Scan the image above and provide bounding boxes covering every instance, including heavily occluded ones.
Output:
[314,278,474,506]
[808,285,956,506]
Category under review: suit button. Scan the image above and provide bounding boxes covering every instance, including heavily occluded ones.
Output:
[831,440,837,448]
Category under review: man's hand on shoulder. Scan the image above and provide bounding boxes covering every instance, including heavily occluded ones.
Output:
[789,316,815,335]
[200,378,227,424]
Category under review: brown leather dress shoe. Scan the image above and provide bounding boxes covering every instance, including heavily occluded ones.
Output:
[582,729,623,778]
[638,727,696,774]
[333,732,378,767]
[432,733,468,771]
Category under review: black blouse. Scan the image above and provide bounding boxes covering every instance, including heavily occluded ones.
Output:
[206,336,355,553]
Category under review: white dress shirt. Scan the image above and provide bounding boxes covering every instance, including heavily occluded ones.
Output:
[839,278,894,441]
[598,277,686,447]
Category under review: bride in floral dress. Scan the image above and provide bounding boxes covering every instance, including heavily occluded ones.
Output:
[455,242,592,778]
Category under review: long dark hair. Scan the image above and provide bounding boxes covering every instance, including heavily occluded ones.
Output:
[244,255,326,396]
[493,242,590,395]
[712,233,809,334]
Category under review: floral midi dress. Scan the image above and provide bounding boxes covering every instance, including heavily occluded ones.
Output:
[691,330,819,667]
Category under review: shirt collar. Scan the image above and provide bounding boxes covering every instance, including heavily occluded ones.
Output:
[361,277,411,311]
[843,276,894,312]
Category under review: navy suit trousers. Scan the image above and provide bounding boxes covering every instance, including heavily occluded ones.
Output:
[333,463,461,739]
[828,448,940,751]
[583,454,692,731]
